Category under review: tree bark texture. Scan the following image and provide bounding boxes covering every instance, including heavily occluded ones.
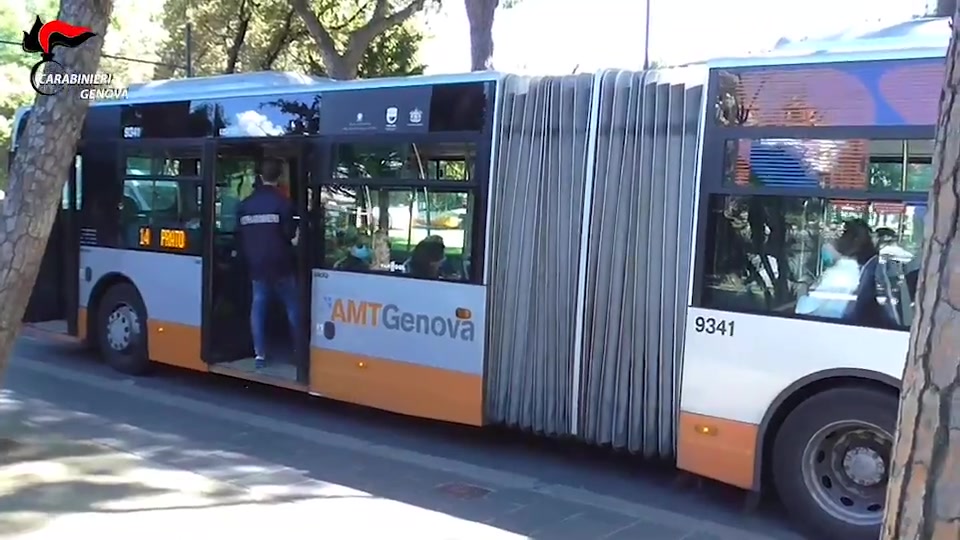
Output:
[288,0,427,80]
[937,0,957,17]
[880,7,960,540]
[464,0,498,71]
[0,0,114,387]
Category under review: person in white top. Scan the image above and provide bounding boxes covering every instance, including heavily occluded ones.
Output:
[796,219,892,327]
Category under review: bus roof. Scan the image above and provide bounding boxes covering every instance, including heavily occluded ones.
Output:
[707,16,949,69]
[10,17,951,133]
[101,70,501,107]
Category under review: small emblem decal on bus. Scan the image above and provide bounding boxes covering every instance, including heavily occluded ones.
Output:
[323,321,336,340]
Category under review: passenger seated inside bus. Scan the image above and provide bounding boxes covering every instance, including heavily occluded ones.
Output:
[333,229,373,271]
[795,220,898,328]
[407,236,447,279]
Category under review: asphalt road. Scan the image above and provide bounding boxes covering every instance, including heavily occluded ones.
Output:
[3,336,806,539]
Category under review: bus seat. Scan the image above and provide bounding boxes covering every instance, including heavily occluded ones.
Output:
[852,256,898,329]
[875,260,902,327]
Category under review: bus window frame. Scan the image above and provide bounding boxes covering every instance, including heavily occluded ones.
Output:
[116,140,206,256]
[314,131,489,285]
[692,120,935,314]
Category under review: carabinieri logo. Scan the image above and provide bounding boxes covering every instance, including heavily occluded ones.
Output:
[21,16,100,96]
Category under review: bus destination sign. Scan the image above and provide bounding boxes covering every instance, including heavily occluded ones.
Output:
[139,227,187,250]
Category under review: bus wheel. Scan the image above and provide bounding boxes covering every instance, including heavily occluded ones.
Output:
[772,387,897,540]
[97,283,151,375]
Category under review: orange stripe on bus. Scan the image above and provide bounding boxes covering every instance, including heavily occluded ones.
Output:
[676,411,758,490]
[78,307,88,342]
[146,320,207,372]
[309,349,483,426]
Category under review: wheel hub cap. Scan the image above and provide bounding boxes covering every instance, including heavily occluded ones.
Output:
[107,305,138,351]
[842,446,885,486]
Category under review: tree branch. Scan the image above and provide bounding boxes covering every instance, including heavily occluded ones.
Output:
[289,0,429,79]
[260,8,298,70]
[289,0,346,75]
[225,0,252,74]
[344,0,426,68]
[332,0,376,31]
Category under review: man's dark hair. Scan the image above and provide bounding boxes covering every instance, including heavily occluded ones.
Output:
[260,159,284,184]
[409,237,446,278]
[835,219,877,265]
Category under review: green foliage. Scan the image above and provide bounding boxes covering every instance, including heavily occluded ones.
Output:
[0,0,57,187]
[0,0,58,67]
[0,0,166,188]
[357,22,426,78]
[0,0,427,188]
[155,0,426,79]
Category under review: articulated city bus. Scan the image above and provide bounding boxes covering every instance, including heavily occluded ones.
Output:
[13,17,949,540]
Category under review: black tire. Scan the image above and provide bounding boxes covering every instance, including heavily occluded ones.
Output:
[772,387,897,540]
[96,282,151,375]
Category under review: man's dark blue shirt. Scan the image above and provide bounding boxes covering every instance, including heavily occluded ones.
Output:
[236,185,295,281]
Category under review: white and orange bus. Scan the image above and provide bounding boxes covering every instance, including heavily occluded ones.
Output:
[13,17,949,540]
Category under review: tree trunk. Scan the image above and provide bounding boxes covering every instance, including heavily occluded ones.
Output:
[0,0,114,388]
[880,6,960,540]
[464,0,498,71]
[936,0,956,17]
[325,57,358,80]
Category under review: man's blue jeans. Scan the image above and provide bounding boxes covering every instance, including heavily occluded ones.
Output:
[250,275,299,359]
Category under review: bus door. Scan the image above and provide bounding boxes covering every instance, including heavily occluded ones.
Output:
[23,152,80,336]
[201,139,311,386]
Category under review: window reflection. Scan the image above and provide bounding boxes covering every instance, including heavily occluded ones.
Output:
[428,82,486,132]
[126,154,201,177]
[703,195,925,329]
[214,158,257,232]
[724,139,933,193]
[713,60,944,127]
[332,142,475,181]
[13,111,30,147]
[906,139,933,192]
[321,185,472,281]
[188,100,219,137]
[217,94,320,137]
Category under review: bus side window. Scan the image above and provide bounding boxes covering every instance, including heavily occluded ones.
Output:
[701,195,923,331]
[214,158,256,233]
[319,185,473,282]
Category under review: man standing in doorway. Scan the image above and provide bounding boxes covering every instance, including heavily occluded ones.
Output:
[236,158,299,370]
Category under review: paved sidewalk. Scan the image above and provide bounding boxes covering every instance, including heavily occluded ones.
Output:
[0,356,797,540]
[0,431,527,539]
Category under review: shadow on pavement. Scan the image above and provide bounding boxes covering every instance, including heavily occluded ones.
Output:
[3,337,806,539]
[0,400,371,538]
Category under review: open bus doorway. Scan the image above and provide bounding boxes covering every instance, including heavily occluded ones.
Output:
[202,140,310,386]
[22,155,80,337]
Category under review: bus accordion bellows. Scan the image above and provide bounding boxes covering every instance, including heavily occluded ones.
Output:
[12,16,951,540]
